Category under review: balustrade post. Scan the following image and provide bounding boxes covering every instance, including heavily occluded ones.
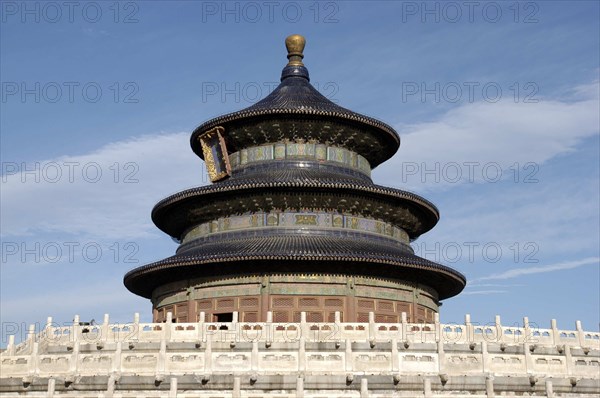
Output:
[360,377,369,397]
[485,375,495,397]
[423,377,432,398]
[72,315,80,343]
[465,314,473,343]
[345,338,353,372]
[576,320,585,347]
[47,377,55,397]
[545,378,554,398]
[27,324,38,374]
[44,316,53,343]
[266,311,273,346]
[6,335,15,356]
[198,311,205,343]
[102,314,109,343]
[495,315,503,344]
[434,313,440,342]
[69,339,80,375]
[169,377,178,398]
[156,340,166,377]
[27,324,36,345]
[564,345,573,375]
[481,341,489,373]
[165,311,173,342]
[334,310,341,340]
[391,338,399,372]
[296,376,304,398]
[232,377,241,398]
[401,312,408,342]
[522,316,530,344]
[523,341,534,373]
[251,341,259,371]
[28,341,39,376]
[106,374,116,398]
[551,319,559,345]
[132,312,140,342]
[111,342,122,373]
[437,337,445,374]
[298,336,306,372]
[204,338,212,374]
[300,312,308,341]
[368,312,375,343]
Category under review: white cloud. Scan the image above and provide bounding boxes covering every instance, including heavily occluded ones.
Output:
[472,257,599,282]
[425,173,600,259]
[375,81,599,192]
[1,132,204,240]
[461,290,508,295]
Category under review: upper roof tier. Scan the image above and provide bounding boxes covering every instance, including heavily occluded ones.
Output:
[190,35,401,169]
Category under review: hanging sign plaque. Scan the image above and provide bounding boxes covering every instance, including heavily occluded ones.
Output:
[198,126,231,182]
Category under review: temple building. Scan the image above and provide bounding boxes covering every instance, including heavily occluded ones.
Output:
[1,35,598,398]
[123,34,465,325]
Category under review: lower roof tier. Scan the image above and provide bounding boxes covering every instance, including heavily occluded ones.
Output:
[151,164,440,241]
[123,231,466,300]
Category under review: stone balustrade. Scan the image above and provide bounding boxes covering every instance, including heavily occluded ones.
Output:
[1,312,599,397]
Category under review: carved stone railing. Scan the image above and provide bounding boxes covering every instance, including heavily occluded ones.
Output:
[6,312,598,350]
[2,312,599,397]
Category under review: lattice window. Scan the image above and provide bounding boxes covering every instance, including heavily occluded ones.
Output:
[273,312,289,322]
[217,298,234,309]
[325,298,343,307]
[272,297,293,308]
[299,298,319,307]
[397,303,411,313]
[357,313,369,322]
[176,304,188,315]
[358,299,375,309]
[197,300,212,310]
[240,297,258,308]
[243,312,258,322]
[385,315,398,323]
[306,312,323,322]
[378,300,393,311]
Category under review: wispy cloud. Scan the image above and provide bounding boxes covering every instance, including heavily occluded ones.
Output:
[462,290,508,296]
[1,132,203,240]
[472,257,599,282]
[467,283,525,288]
[375,81,599,192]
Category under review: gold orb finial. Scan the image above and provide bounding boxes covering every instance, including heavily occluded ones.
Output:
[285,34,305,66]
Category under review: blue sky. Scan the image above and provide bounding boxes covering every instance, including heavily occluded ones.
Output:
[1,1,599,344]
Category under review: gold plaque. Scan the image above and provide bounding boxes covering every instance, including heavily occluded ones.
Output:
[198,126,231,182]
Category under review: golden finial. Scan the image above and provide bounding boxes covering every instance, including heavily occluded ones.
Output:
[285,34,305,67]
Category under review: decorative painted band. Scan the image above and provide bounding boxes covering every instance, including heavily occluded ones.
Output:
[228,142,371,176]
[181,211,410,245]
